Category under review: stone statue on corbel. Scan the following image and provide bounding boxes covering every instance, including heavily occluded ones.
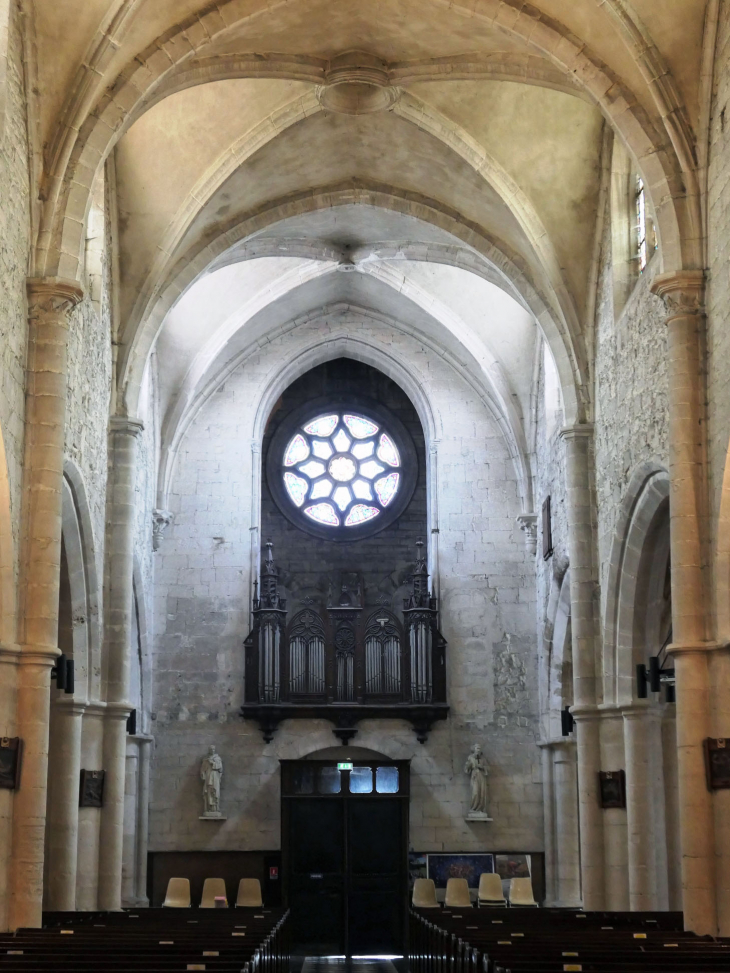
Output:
[152,509,174,551]
[464,743,493,821]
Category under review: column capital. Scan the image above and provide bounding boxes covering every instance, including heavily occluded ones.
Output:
[650,270,705,316]
[26,277,84,317]
[559,423,594,443]
[104,700,133,721]
[0,642,21,662]
[569,703,600,722]
[666,639,729,656]
[109,415,144,438]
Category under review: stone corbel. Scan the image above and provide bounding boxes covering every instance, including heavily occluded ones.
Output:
[152,509,173,551]
[516,513,538,555]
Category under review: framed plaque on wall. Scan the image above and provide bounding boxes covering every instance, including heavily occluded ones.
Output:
[598,770,626,808]
[704,738,730,789]
[79,769,105,807]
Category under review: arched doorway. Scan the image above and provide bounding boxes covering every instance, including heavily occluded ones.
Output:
[282,745,409,957]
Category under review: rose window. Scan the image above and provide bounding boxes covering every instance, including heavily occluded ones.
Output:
[282,413,401,528]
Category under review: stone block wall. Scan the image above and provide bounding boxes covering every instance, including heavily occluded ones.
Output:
[0,0,29,588]
[708,4,730,552]
[149,313,542,856]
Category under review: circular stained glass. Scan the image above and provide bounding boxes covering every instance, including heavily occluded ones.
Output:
[282,412,402,529]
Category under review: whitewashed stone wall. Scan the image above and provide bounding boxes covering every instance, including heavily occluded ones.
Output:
[708,5,730,539]
[0,0,29,583]
[149,314,542,854]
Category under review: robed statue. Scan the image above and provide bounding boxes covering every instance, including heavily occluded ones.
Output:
[464,743,492,820]
[201,745,223,817]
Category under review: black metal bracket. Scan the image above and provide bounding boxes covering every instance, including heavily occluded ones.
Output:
[636,633,675,703]
[51,654,74,694]
[241,702,449,744]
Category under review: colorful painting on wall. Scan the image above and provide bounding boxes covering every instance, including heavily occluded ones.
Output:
[427,853,494,888]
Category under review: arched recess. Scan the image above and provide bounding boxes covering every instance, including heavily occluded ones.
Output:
[0,421,15,646]
[61,461,101,701]
[603,463,670,707]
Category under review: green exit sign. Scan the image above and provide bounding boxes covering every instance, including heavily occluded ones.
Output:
[337,762,353,771]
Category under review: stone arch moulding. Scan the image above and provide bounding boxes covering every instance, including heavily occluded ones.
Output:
[122,184,582,432]
[61,460,102,703]
[37,0,695,301]
[0,418,15,646]
[602,462,670,708]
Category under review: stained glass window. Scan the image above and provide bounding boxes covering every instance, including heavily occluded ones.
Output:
[282,412,403,529]
[375,472,399,507]
[304,415,338,436]
[284,434,309,467]
[345,504,380,526]
[377,433,399,467]
[304,503,340,526]
[344,415,379,439]
[284,472,308,507]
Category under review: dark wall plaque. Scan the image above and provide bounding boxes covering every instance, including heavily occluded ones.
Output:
[542,496,553,560]
[79,769,105,807]
[704,738,730,790]
[598,770,626,808]
[0,738,23,790]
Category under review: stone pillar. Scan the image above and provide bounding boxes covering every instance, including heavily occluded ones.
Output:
[135,736,152,906]
[552,740,581,907]
[560,424,604,909]
[97,417,143,910]
[44,698,85,910]
[599,707,629,910]
[539,742,557,905]
[76,702,105,910]
[0,644,20,932]
[9,279,83,930]
[623,705,667,910]
[652,271,716,935]
[121,742,139,906]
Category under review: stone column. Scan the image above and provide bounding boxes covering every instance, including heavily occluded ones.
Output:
[539,742,557,905]
[76,702,105,910]
[121,742,139,907]
[559,424,604,909]
[651,271,716,935]
[0,643,20,932]
[9,279,83,930]
[599,707,629,910]
[97,417,143,910]
[623,705,668,911]
[44,697,85,910]
[135,736,152,906]
[552,740,581,907]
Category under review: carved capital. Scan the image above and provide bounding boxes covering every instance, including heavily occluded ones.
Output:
[26,277,84,323]
[152,508,174,551]
[651,270,705,319]
[516,513,538,555]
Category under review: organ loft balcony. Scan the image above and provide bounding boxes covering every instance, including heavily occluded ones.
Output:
[241,542,448,744]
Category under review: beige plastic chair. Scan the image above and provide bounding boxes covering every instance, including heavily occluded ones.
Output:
[477,872,507,907]
[162,877,191,908]
[508,877,538,907]
[412,878,439,908]
[444,877,472,908]
[200,877,228,908]
[236,877,263,908]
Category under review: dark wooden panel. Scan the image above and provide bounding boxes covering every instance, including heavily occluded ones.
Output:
[148,850,281,908]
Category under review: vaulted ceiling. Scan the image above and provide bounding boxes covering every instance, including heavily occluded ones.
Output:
[26,0,712,501]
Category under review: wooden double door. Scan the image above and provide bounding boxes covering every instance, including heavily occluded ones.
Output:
[281,759,409,957]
